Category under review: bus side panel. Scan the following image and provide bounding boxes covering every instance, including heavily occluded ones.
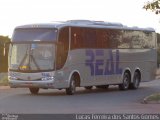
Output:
[65,49,123,87]
[63,49,95,86]
[61,48,156,88]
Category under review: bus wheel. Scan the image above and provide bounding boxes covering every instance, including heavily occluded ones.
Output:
[84,86,93,90]
[119,72,130,90]
[29,88,39,94]
[130,72,140,89]
[66,76,76,95]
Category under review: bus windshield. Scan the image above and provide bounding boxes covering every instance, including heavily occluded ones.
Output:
[9,43,55,72]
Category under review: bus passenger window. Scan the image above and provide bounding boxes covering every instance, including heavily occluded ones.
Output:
[56,27,69,69]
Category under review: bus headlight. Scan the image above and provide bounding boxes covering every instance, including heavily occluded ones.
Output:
[41,77,54,81]
[9,76,18,80]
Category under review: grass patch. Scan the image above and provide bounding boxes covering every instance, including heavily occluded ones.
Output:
[146,93,160,101]
[0,75,8,86]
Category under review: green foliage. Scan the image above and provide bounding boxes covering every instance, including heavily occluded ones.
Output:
[143,0,160,14]
[157,33,160,66]
[0,36,11,72]
[0,74,8,86]
[146,93,160,101]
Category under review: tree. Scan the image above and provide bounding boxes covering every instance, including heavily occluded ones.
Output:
[143,0,160,14]
[0,36,11,72]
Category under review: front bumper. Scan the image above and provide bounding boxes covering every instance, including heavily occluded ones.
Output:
[9,79,55,89]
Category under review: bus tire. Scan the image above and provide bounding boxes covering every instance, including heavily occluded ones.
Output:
[84,86,93,90]
[29,88,39,94]
[119,72,130,90]
[66,76,76,95]
[130,72,140,89]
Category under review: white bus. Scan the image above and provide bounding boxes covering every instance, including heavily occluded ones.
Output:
[8,20,157,95]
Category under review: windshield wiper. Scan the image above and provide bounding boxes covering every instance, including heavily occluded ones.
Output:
[18,46,41,71]
[30,53,40,70]
[18,50,29,70]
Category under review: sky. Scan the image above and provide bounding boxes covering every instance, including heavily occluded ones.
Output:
[0,0,159,37]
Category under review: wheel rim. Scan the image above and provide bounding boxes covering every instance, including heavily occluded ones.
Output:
[134,75,140,88]
[123,74,129,89]
[71,80,76,94]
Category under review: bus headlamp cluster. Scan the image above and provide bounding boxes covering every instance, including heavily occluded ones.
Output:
[41,77,54,81]
[8,72,19,80]
[9,76,18,80]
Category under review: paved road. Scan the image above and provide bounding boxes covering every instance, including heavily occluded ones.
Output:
[0,80,160,114]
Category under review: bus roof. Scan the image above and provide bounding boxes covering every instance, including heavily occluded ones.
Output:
[15,20,155,32]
